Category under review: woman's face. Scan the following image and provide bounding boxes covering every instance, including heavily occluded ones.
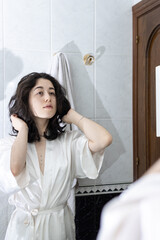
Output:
[29,78,57,120]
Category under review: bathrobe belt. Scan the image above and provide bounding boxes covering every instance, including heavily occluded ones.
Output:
[16,204,67,227]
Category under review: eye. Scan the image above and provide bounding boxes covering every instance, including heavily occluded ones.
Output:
[37,91,43,96]
[50,92,56,96]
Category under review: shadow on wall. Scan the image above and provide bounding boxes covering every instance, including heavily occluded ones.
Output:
[0,48,23,239]
[0,48,23,138]
[60,41,125,182]
[96,46,105,61]
[0,49,23,100]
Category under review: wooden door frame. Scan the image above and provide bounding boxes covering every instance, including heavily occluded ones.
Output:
[132,0,160,180]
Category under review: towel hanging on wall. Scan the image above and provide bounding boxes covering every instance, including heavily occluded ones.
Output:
[47,52,75,111]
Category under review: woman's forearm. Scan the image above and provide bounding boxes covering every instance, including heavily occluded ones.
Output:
[64,109,112,152]
[10,125,28,176]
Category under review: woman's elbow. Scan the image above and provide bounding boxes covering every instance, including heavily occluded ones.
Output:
[11,167,20,177]
[106,134,113,146]
[101,134,112,149]
[10,164,24,177]
[90,134,112,153]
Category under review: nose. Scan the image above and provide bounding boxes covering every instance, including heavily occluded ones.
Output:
[44,92,51,102]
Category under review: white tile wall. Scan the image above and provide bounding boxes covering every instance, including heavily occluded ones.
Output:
[3,0,51,51]
[94,0,133,184]
[66,53,95,118]
[52,0,94,55]
[96,0,132,56]
[0,0,2,46]
[98,118,133,184]
[96,54,132,119]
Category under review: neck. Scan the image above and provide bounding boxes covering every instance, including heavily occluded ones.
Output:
[34,118,49,136]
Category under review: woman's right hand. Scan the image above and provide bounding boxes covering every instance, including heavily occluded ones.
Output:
[11,114,28,132]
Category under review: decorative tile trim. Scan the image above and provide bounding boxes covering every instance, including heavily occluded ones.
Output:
[75,183,131,196]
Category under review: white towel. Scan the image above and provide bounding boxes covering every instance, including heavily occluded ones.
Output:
[48,52,75,110]
[47,52,77,214]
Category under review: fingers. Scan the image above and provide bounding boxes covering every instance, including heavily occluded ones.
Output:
[11,114,17,122]
[11,114,17,118]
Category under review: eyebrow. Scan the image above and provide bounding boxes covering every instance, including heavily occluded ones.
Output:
[34,86,55,91]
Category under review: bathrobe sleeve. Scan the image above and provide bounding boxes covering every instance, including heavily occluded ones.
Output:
[0,137,30,194]
[97,173,160,240]
[70,131,105,179]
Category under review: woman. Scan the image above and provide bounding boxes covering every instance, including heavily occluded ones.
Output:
[0,72,112,240]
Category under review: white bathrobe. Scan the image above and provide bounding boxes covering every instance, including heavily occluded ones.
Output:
[0,131,104,240]
[97,173,160,240]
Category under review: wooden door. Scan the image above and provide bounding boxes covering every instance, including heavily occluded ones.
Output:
[133,0,160,179]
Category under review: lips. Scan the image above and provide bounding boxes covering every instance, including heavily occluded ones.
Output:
[43,105,53,108]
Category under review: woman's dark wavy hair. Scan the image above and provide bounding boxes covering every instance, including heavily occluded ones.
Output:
[9,72,71,143]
